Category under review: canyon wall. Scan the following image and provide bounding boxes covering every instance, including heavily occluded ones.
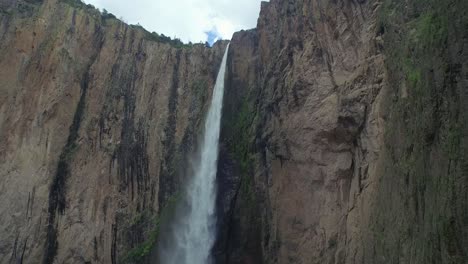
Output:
[1,0,468,263]
[0,0,227,263]
[219,0,468,263]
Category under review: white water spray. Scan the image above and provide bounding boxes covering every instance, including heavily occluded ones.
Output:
[159,44,229,264]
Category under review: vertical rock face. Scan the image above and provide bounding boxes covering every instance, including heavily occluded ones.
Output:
[0,0,227,263]
[221,0,468,263]
[221,0,384,262]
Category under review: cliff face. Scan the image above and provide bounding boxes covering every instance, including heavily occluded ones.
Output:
[220,0,385,262]
[0,0,227,263]
[221,0,468,263]
[1,0,468,263]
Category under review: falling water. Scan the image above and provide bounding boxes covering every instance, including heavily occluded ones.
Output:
[158,44,230,264]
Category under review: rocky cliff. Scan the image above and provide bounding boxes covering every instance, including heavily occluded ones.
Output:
[1,0,468,263]
[0,0,227,263]
[218,0,468,263]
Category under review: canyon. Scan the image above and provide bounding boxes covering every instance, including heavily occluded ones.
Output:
[0,0,467,263]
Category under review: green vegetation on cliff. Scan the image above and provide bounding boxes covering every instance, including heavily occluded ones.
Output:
[373,0,468,262]
[60,0,196,48]
[226,96,256,205]
[123,193,181,263]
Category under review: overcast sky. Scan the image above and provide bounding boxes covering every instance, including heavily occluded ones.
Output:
[83,0,265,44]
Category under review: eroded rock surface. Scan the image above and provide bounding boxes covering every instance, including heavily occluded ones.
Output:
[0,1,227,263]
[220,0,468,263]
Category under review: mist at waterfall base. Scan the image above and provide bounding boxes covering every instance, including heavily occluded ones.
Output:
[156,45,229,264]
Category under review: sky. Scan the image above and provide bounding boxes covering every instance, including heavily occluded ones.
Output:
[82,0,265,45]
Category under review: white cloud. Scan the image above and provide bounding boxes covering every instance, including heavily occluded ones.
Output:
[82,0,266,43]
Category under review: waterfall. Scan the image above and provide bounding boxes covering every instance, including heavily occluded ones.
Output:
[158,44,230,264]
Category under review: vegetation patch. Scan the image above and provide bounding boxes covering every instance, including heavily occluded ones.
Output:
[16,1,38,16]
[143,30,192,48]
[412,11,448,48]
[122,193,181,263]
[372,0,468,262]
[60,0,96,11]
[0,7,12,16]
[100,8,117,20]
[193,80,208,105]
[60,0,199,48]
[225,97,256,205]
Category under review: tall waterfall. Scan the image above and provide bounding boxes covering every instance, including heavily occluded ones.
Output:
[158,44,229,264]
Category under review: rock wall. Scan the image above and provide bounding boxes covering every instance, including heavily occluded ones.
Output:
[220,0,468,263]
[0,0,227,263]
